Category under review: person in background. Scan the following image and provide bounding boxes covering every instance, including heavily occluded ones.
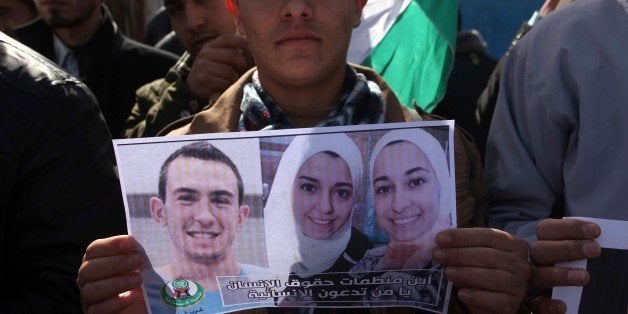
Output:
[144,5,170,46]
[475,0,565,130]
[0,32,126,312]
[14,0,178,138]
[144,5,185,55]
[154,30,185,56]
[0,0,38,38]
[433,25,497,162]
[77,1,530,313]
[484,0,627,312]
[123,0,253,138]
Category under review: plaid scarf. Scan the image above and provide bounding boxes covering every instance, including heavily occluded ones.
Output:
[238,65,386,131]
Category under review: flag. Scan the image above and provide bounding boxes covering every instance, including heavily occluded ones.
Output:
[349,0,458,113]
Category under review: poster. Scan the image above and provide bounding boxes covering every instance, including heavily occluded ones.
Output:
[113,121,456,313]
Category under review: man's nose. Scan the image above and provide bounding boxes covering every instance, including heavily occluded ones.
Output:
[184,4,207,31]
[281,0,313,21]
[194,201,217,223]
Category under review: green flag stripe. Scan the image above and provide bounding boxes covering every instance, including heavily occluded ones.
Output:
[362,0,457,113]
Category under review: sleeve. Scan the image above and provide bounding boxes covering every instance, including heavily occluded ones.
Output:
[3,81,127,312]
[475,22,533,129]
[484,31,572,242]
[123,61,207,138]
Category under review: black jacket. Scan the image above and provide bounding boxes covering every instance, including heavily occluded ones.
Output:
[14,5,178,138]
[0,32,126,312]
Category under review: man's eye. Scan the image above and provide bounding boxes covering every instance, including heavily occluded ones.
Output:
[177,194,197,203]
[212,197,231,205]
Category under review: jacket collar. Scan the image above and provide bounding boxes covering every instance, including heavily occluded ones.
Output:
[163,64,412,136]
[73,5,123,75]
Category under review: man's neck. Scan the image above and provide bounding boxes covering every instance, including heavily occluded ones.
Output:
[53,8,103,48]
[258,65,347,128]
[168,254,241,291]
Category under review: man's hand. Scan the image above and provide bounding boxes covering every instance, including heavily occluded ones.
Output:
[528,218,601,314]
[432,228,531,313]
[77,235,148,314]
[187,34,252,101]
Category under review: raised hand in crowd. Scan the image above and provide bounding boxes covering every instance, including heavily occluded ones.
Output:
[186,34,252,102]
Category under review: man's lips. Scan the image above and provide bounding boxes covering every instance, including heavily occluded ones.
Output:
[187,231,220,239]
[276,30,321,45]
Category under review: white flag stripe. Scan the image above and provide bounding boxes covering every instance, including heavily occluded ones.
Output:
[348,0,411,64]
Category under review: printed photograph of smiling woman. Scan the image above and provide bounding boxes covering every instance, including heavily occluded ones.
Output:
[349,126,456,311]
[114,139,269,313]
[261,133,373,303]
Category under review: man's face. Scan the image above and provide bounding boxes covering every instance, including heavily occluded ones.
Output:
[0,0,38,36]
[372,141,440,243]
[151,157,248,262]
[292,152,354,240]
[34,0,100,28]
[234,0,365,89]
[164,0,236,58]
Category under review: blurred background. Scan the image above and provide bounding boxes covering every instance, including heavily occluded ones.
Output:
[107,0,544,61]
[459,0,544,59]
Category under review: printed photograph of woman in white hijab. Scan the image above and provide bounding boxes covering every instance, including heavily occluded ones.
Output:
[349,127,455,310]
[261,133,373,306]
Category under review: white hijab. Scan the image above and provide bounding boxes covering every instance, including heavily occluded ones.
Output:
[369,128,454,237]
[264,133,363,276]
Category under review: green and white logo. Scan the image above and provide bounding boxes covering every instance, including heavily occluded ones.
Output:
[161,277,204,308]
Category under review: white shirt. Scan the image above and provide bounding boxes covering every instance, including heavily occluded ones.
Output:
[53,34,81,79]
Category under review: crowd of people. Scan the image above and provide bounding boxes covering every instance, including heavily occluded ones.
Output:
[1,0,626,313]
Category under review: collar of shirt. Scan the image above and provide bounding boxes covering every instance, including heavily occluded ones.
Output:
[53,34,81,79]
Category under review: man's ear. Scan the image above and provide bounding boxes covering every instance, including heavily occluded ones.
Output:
[149,196,168,226]
[353,0,368,28]
[237,204,250,230]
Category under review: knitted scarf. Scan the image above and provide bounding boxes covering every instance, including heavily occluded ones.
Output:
[239,65,386,131]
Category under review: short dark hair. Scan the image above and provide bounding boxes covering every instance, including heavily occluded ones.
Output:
[158,142,244,205]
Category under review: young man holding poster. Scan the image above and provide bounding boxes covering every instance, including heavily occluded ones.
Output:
[77,1,531,313]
